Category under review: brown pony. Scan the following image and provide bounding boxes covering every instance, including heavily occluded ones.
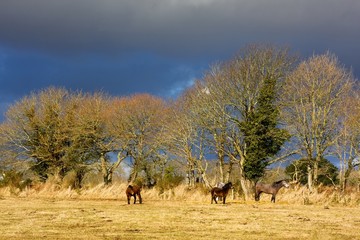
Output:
[126,185,142,204]
[211,182,233,204]
[255,180,289,203]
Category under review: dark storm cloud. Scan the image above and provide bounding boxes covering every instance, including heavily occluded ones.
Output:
[1,0,359,57]
[0,0,359,122]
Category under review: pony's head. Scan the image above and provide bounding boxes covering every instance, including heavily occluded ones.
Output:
[280,180,290,188]
[224,182,233,189]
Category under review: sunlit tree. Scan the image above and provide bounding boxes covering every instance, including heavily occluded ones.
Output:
[112,94,170,186]
[281,52,354,191]
[335,85,360,190]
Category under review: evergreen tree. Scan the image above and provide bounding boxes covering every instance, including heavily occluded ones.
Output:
[242,74,290,181]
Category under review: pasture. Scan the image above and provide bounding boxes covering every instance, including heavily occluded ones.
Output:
[1,196,360,239]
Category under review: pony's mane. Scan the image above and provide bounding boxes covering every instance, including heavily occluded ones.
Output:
[223,182,232,189]
[272,180,286,186]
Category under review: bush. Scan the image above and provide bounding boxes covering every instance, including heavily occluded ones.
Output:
[285,158,338,186]
[0,169,32,190]
[156,165,184,194]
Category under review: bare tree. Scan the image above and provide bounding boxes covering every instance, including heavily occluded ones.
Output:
[112,94,170,186]
[167,87,213,188]
[202,45,295,199]
[281,52,354,191]
[72,92,125,186]
[335,85,360,191]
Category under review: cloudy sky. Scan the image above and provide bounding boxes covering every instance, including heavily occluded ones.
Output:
[0,0,359,121]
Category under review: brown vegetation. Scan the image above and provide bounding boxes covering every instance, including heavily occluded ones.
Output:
[1,184,360,239]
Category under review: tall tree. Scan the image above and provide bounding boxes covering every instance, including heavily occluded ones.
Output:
[0,88,118,187]
[199,69,234,184]
[183,44,295,197]
[114,94,170,186]
[71,92,120,186]
[241,71,290,181]
[223,45,294,198]
[281,53,354,191]
[168,85,215,188]
[0,88,77,181]
[335,85,360,191]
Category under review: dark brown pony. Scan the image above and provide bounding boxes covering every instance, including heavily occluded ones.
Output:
[126,185,142,204]
[255,180,289,203]
[211,182,233,204]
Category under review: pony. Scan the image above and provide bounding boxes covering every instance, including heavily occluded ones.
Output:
[255,180,289,203]
[211,182,233,204]
[126,185,142,204]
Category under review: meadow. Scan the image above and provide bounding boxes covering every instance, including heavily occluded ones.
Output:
[1,184,360,239]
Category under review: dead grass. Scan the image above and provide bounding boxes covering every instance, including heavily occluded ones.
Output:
[1,183,360,239]
[2,182,360,206]
[1,197,360,240]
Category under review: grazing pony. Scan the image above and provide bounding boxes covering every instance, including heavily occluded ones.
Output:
[126,185,142,204]
[255,180,289,203]
[211,182,233,204]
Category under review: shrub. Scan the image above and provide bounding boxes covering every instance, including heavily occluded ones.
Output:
[0,169,32,190]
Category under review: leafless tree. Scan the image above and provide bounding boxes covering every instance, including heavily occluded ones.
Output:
[111,94,170,186]
[335,85,360,191]
[167,87,213,188]
[281,52,354,191]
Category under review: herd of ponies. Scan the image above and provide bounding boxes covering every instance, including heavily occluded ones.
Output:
[125,179,290,204]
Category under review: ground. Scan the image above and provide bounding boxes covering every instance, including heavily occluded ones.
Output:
[0,197,359,239]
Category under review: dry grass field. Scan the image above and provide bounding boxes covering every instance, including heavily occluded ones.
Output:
[1,183,360,239]
[1,191,360,240]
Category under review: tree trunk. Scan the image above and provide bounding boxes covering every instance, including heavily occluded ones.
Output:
[225,160,234,183]
[195,159,212,188]
[218,154,225,183]
[100,154,111,185]
[74,169,86,189]
[186,157,196,187]
[103,173,112,185]
[313,156,320,186]
[307,164,313,192]
[101,152,127,185]
[342,167,353,191]
[238,161,250,200]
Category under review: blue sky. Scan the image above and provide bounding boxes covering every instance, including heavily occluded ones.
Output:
[1,0,359,121]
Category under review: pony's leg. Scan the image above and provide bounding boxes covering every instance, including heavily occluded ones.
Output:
[134,194,137,204]
[213,196,218,204]
[271,194,275,203]
[138,193,142,204]
[211,195,213,204]
[127,195,131,204]
[223,196,226,204]
[256,191,262,201]
[255,192,259,201]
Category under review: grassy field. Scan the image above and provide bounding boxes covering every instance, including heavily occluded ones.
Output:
[1,196,360,240]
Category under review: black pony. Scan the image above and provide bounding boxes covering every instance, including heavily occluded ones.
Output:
[211,182,233,204]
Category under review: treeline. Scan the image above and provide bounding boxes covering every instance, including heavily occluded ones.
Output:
[0,44,359,198]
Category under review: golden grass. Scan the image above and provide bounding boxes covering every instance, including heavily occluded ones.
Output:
[1,196,360,240]
[1,183,360,239]
[2,182,360,206]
